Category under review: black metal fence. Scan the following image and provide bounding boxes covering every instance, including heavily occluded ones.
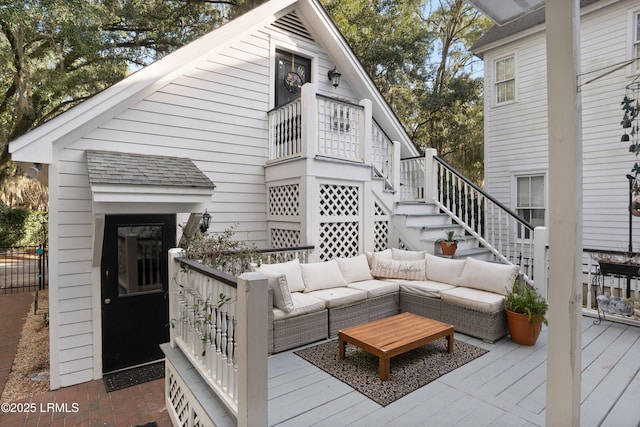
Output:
[0,246,48,294]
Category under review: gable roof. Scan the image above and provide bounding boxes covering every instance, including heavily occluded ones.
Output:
[471,0,604,56]
[9,0,418,164]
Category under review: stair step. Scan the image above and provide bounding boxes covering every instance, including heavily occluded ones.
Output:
[405,214,451,227]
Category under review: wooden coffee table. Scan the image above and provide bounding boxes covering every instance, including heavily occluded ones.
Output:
[338,312,454,381]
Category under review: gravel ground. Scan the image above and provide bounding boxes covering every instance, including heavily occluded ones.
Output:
[1,291,49,403]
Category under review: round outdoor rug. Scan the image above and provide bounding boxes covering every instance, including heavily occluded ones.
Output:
[294,338,488,407]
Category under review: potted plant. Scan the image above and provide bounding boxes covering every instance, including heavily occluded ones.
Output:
[504,280,548,345]
[436,230,459,256]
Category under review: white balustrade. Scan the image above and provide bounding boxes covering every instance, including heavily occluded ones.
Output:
[268,98,302,161]
[316,95,363,161]
[372,122,394,183]
[399,157,425,201]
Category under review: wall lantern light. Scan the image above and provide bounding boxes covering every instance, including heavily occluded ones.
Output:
[25,163,42,180]
[200,209,211,233]
[327,67,341,88]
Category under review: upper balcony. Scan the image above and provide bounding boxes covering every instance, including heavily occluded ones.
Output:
[267,83,397,188]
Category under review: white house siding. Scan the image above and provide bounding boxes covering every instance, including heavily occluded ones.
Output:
[48,13,364,388]
[483,0,640,253]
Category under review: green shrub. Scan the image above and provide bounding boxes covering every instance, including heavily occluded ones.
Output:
[0,202,48,247]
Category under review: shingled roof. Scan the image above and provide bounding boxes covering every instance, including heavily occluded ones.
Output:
[86,150,215,189]
[471,0,602,56]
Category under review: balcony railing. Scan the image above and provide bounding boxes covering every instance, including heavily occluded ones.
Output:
[166,246,314,426]
[267,84,394,178]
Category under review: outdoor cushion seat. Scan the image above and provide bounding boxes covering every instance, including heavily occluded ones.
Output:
[439,287,505,313]
[399,280,456,298]
[347,279,399,297]
[272,292,326,321]
[306,287,368,308]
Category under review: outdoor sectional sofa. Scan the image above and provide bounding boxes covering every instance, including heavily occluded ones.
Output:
[254,249,520,354]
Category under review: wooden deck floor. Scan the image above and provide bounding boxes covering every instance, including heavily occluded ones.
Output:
[267,315,640,427]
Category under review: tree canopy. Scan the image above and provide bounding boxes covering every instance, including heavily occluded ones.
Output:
[322,0,490,183]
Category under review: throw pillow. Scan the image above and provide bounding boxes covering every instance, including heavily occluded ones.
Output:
[256,268,294,312]
[370,253,426,280]
[336,254,374,283]
[458,257,519,296]
[300,260,347,292]
[257,258,305,293]
[425,253,466,286]
[392,248,426,261]
[365,248,392,266]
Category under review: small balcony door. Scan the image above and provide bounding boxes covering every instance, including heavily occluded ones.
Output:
[275,50,311,108]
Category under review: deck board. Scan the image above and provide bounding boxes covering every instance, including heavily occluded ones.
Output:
[267,316,640,426]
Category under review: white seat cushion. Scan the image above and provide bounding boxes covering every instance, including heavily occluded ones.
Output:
[347,279,399,297]
[258,259,305,293]
[272,292,326,321]
[440,287,505,313]
[425,254,466,285]
[336,254,374,283]
[301,259,347,292]
[458,257,519,296]
[399,280,456,298]
[306,287,368,308]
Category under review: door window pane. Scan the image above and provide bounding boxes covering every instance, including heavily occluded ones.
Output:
[117,225,164,296]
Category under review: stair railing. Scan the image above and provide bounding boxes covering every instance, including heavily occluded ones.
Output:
[398,149,537,283]
[433,154,535,278]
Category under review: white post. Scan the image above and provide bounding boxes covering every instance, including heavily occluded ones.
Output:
[236,272,268,427]
[533,227,549,299]
[424,148,438,203]
[545,1,582,425]
[391,141,401,199]
[168,248,184,348]
[360,98,373,164]
[301,83,317,159]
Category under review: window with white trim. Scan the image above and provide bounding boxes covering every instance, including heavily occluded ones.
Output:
[516,175,545,238]
[495,55,515,104]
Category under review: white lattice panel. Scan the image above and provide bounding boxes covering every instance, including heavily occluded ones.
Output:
[374,202,386,217]
[319,222,359,261]
[271,228,300,248]
[374,221,389,252]
[319,184,359,217]
[269,184,299,216]
[166,360,211,427]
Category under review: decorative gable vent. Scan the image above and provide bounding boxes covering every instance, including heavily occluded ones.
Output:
[272,11,315,42]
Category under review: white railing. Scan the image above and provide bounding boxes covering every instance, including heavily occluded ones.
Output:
[316,94,363,161]
[372,121,394,185]
[167,250,268,427]
[399,156,425,201]
[268,98,302,161]
[398,151,537,284]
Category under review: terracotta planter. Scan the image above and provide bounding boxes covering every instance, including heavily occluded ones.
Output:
[505,309,543,345]
[440,241,457,256]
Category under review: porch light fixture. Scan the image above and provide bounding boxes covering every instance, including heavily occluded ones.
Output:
[200,210,211,233]
[327,67,341,88]
[25,163,42,180]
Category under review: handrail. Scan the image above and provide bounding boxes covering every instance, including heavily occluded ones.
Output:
[433,156,534,230]
[176,257,238,287]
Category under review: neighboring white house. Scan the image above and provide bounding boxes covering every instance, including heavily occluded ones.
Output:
[8,0,445,390]
[472,0,640,253]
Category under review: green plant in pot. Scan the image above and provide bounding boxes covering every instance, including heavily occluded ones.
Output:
[504,280,548,345]
[436,230,459,256]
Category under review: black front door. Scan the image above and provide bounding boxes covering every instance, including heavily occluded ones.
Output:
[101,214,175,373]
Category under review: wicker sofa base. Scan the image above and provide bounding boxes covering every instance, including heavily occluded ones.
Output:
[399,292,444,322]
[441,300,507,343]
[272,310,329,353]
[367,293,400,322]
[328,300,369,337]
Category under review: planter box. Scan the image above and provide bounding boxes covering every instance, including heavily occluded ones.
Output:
[597,261,640,278]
